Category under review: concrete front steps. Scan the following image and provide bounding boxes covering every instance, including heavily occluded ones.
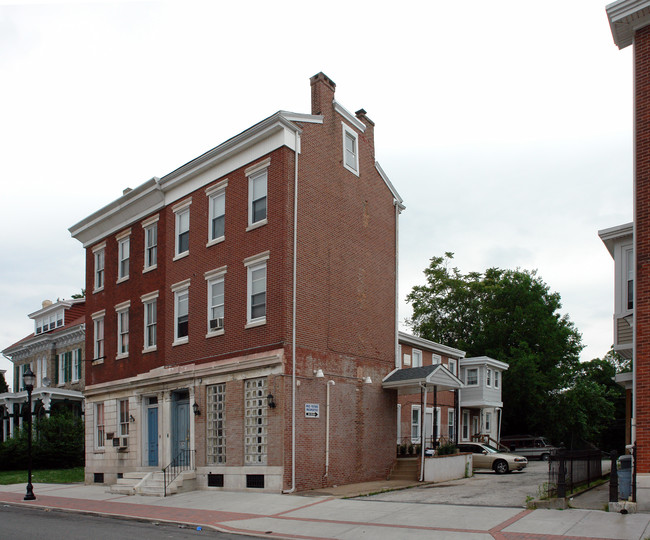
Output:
[390,457,420,481]
[109,470,197,497]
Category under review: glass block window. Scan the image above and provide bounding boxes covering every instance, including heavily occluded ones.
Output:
[244,377,268,465]
[207,384,226,464]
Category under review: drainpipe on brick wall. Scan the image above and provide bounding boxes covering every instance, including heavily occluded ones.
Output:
[283,130,300,494]
[394,200,400,368]
[324,380,335,477]
[419,383,427,482]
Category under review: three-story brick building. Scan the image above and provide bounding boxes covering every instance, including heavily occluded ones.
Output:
[69,73,404,493]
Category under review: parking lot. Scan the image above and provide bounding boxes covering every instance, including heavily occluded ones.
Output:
[361,461,550,507]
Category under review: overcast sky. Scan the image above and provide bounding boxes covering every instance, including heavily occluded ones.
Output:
[0,0,633,390]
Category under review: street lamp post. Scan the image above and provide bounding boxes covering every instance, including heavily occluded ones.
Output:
[23,366,36,501]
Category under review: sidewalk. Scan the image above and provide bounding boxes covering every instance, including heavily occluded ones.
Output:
[1,482,650,540]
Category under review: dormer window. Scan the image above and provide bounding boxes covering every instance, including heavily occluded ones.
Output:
[35,309,65,335]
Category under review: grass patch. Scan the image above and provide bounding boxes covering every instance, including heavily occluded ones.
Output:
[0,467,84,485]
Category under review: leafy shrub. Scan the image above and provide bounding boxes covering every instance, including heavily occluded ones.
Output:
[436,442,458,456]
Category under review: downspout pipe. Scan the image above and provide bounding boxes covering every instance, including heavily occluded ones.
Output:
[394,200,400,369]
[324,380,335,477]
[419,383,427,482]
[283,130,299,494]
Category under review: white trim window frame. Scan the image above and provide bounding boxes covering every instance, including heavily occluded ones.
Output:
[172,279,190,345]
[118,399,129,438]
[448,409,455,440]
[72,349,81,383]
[486,368,492,388]
[448,358,457,376]
[342,122,359,176]
[485,411,492,433]
[412,349,422,368]
[95,402,105,449]
[494,370,500,389]
[626,246,634,311]
[244,252,269,327]
[206,180,227,246]
[142,215,159,272]
[92,310,106,363]
[205,266,227,337]
[93,243,106,293]
[116,230,131,283]
[466,367,478,386]
[173,199,191,260]
[462,410,470,441]
[141,291,159,353]
[411,405,421,442]
[246,159,269,230]
[115,301,130,359]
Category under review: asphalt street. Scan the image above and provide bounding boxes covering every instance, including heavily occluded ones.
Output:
[0,504,255,540]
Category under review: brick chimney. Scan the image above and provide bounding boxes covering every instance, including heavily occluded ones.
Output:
[355,108,375,158]
[310,72,336,116]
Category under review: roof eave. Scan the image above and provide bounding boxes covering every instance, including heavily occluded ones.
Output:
[607,0,650,49]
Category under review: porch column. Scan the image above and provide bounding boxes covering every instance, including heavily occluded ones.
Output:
[454,390,459,445]
[161,390,172,467]
[41,394,51,418]
[188,385,196,453]
[433,385,438,445]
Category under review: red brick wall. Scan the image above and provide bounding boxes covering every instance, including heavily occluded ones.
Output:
[636,25,650,473]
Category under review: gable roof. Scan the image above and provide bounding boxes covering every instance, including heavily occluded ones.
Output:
[382,364,464,395]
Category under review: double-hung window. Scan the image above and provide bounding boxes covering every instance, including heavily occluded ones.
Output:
[342,123,359,175]
[494,371,500,389]
[72,348,81,382]
[142,215,159,271]
[116,230,131,282]
[246,159,269,229]
[486,368,492,387]
[93,243,106,292]
[118,399,129,438]
[411,406,421,441]
[485,412,492,432]
[448,409,455,440]
[141,291,158,352]
[95,403,105,449]
[115,301,130,358]
[205,266,226,335]
[92,310,105,362]
[466,368,478,386]
[626,247,634,310]
[412,349,422,368]
[206,180,227,245]
[172,279,190,344]
[244,252,269,327]
[448,359,457,376]
[173,199,191,259]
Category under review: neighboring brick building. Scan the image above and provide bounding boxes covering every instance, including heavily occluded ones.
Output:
[607,0,650,506]
[1,298,86,440]
[69,73,404,493]
[388,332,507,454]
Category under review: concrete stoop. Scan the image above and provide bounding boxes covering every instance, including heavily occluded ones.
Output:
[390,458,420,481]
[109,470,197,497]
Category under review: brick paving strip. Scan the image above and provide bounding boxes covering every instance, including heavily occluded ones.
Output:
[0,491,625,540]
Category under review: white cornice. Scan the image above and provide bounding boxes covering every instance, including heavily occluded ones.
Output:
[598,221,633,257]
[84,350,283,397]
[460,356,509,371]
[333,101,366,132]
[607,0,650,49]
[398,331,466,359]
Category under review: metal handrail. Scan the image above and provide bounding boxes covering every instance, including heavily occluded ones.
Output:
[162,449,195,497]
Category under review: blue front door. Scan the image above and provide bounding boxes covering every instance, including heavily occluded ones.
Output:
[147,407,158,466]
[172,401,189,463]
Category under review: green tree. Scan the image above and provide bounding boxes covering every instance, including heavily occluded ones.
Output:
[0,371,8,393]
[407,253,584,441]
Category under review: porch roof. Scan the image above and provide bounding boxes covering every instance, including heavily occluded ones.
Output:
[382,364,464,395]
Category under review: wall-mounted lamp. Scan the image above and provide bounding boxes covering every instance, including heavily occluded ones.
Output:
[267,393,276,408]
[129,414,136,422]
[314,369,324,378]
[363,376,372,384]
[192,401,201,416]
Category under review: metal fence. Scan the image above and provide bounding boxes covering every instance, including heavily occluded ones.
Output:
[547,450,603,498]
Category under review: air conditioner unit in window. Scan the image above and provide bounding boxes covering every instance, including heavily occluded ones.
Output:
[210,318,224,330]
